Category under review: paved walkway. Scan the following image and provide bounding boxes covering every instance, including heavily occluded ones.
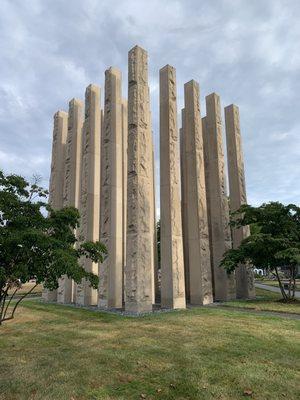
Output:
[255,283,300,299]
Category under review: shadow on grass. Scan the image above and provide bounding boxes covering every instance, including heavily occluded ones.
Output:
[20,299,122,324]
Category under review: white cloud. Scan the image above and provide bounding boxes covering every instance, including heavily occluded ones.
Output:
[0,0,299,208]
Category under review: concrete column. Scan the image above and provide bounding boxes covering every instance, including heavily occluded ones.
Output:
[150,134,156,304]
[148,107,157,305]
[122,99,128,305]
[76,84,101,306]
[56,99,83,304]
[203,93,236,301]
[152,144,159,303]
[180,109,190,302]
[48,111,68,209]
[183,81,213,305]
[159,65,186,309]
[202,116,214,295]
[225,104,255,299]
[43,110,68,302]
[125,45,154,313]
[99,67,123,309]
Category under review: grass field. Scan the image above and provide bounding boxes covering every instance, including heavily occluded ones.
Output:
[223,288,300,314]
[7,282,43,296]
[0,298,299,400]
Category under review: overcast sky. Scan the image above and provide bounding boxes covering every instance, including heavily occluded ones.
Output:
[0,0,299,209]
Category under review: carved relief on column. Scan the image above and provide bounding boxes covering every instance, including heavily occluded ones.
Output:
[160,65,186,309]
[76,84,101,307]
[183,81,213,305]
[225,104,255,299]
[99,67,123,309]
[180,108,190,302]
[204,93,236,301]
[122,99,128,305]
[125,46,154,313]
[152,143,159,303]
[150,115,156,305]
[43,110,68,302]
[57,99,83,304]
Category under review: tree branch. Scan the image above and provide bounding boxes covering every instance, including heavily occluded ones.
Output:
[2,283,38,323]
[2,287,18,321]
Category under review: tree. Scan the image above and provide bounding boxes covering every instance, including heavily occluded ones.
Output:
[221,202,300,301]
[0,171,107,324]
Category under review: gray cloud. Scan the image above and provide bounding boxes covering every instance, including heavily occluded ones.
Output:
[0,0,299,206]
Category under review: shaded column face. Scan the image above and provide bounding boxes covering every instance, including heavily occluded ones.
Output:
[122,100,128,306]
[183,81,213,305]
[57,99,83,305]
[202,116,214,297]
[225,104,255,299]
[159,65,186,309]
[43,110,68,302]
[76,84,101,307]
[204,93,236,301]
[152,142,159,304]
[49,111,68,210]
[149,110,156,305]
[125,45,154,313]
[63,99,84,209]
[99,67,123,309]
[180,109,190,302]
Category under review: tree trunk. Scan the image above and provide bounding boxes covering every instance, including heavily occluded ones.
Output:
[0,289,8,325]
[3,287,18,321]
[291,265,296,299]
[274,266,288,301]
[1,284,38,324]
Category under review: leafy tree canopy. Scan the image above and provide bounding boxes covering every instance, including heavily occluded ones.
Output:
[221,202,300,300]
[0,170,107,324]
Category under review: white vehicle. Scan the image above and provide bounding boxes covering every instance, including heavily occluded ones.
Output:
[253,268,265,276]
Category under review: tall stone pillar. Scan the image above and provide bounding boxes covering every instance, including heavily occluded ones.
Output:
[202,116,214,294]
[99,67,123,309]
[148,108,157,305]
[122,99,128,305]
[159,65,186,309]
[76,84,101,306]
[152,144,159,303]
[43,110,68,302]
[203,93,235,301]
[150,133,156,304]
[125,45,154,313]
[48,111,68,209]
[225,104,255,299]
[183,80,213,305]
[57,99,83,304]
[180,109,190,302]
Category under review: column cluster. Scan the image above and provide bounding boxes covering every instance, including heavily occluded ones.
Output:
[43,45,255,311]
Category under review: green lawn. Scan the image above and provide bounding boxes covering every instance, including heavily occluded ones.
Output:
[223,288,300,314]
[0,300,299,400]
[7,282,43,296]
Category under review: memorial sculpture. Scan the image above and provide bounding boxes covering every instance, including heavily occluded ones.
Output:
[43,45,255,312]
